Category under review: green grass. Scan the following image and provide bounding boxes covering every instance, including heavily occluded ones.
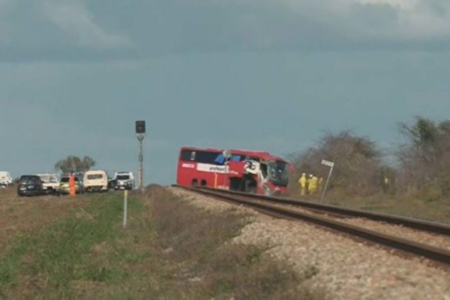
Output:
[0,187,322,300]
[0,192,138,299]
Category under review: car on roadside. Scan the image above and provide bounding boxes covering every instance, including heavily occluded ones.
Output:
[17,175,44,197]
[37,173,60,195]
[59,175,83,195]
[108,176,116,190]
[112,171,135,191]
[0,178,7,189]
[83,170,108,193]
[0,171,13,187]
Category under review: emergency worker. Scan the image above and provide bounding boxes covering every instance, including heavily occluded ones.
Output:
[298,173,307,196]
[69,173,76,196]
[308,174,318,195]
[318,177,324,192]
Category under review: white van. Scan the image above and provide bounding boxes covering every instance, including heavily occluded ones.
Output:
[0,171,13,187]
[83,170,108,193]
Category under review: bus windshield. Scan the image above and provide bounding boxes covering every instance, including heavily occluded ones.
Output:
[266,160,289,186]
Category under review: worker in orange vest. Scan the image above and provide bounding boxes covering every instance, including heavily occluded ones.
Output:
[69,174,76,196]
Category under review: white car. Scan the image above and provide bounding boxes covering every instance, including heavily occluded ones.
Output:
[0,171,13,187]
[113,171,135,190]
[37,173,60,194]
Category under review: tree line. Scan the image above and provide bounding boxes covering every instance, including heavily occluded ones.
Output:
[288,116,450,200]
[54,155,96,174]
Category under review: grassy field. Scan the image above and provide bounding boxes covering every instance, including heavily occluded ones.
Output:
[287,188,450,225]
[0,186,320,300]
[325,193,450,225]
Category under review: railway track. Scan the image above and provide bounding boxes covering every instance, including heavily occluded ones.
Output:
[171,184,450,268]
[197,186,450,237]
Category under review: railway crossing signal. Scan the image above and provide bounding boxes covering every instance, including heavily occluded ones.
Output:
[136,120,145,192]
[136,121,146,134]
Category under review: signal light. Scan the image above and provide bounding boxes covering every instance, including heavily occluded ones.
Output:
[135,120,146,134]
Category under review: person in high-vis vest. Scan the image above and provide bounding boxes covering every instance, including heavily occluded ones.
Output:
[318,177,324,192]
[298,173,307,196]
[308,174,318,195]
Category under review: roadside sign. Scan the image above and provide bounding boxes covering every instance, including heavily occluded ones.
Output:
[320,159,335,203]
[321,160,334,167]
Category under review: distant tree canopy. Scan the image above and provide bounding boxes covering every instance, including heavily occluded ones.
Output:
[289,130,384,196]
[54,156,96,174]
[397,116,450,196]
[287,116,450,199]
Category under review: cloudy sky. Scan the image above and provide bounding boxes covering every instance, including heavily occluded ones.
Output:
[1,0,450,184]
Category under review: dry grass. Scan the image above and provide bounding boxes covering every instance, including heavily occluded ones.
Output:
[138,185,320,300]
[0,185,323,300]
[288,187,450,225]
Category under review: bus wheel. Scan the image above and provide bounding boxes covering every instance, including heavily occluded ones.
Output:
[191,179,198,187]
[201,180,207,187]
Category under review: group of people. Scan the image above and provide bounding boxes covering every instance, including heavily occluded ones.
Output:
[298,173,323,196]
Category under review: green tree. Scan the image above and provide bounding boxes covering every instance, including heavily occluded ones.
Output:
[54,155,96,174]
[289,130,384,196]
[397,116,450,196]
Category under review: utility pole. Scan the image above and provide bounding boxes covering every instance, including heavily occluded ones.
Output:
[135,120,146,193]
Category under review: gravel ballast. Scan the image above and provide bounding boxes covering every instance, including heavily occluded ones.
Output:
[169,187,450,300]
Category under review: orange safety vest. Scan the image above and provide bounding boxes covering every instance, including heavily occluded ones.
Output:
[69,175,76,196]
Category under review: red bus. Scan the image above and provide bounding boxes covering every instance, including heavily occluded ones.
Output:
[176,146,293,195]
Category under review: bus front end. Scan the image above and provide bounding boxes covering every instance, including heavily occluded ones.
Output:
[259,160,290,196]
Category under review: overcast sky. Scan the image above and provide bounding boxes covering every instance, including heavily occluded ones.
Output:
[1,0,450,184]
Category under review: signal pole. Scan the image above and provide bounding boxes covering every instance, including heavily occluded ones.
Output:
[136,120,146,193]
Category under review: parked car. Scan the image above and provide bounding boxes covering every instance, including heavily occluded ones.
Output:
[37,173,60,195]
[59,175,83,195]
[0,171,13,187]
[0,178,7,189]
[83,170,108,193]
[17,175,44,197]
[112,171,135,191]
[108,176,116,190]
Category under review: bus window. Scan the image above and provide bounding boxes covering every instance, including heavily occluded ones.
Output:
[181,150,192,161]
[215,154,226,164]
[190,151,196,161]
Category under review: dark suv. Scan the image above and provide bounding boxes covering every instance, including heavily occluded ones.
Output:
[17,175,44,197]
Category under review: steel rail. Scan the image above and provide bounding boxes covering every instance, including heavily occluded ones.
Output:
[172,185,450,267]
[193,186,450,237]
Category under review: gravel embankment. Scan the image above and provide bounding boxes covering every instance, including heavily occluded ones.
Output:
[169,187,450,300]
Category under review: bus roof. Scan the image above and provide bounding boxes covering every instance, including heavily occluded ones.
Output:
[179,146,286,162]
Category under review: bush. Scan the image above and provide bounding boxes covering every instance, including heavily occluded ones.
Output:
[289,130,385,196]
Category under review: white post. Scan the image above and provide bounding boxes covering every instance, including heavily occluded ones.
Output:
[123,190,128,228]
[320,160,335,204]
